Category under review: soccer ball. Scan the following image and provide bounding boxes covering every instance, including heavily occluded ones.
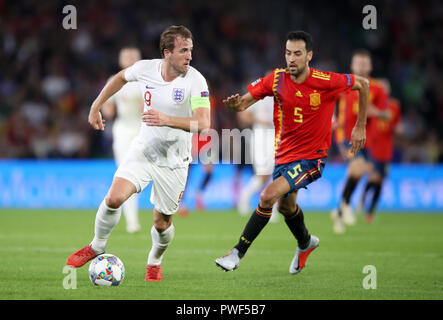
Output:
[88,254,125,286]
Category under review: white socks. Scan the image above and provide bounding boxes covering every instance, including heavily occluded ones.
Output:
[122,193,140,232]
[147,224,175,266]
[270,204,280,223]
[243,175,265,200]
[90,200,122,254]
[238,175,265,215]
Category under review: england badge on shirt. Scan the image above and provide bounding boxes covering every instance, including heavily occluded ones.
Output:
[172,88,185,103]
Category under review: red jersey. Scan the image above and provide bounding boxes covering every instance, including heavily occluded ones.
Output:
[248,67,355,165]
[335,78,388,148]
[369,98,401,162]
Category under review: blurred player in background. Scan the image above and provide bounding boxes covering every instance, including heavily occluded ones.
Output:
[237,91,279,223]
[102,47,143,234]
[359,78,402,223]
[194,164,213,211]
[191,102,218,212]
[67,25,211,282]
[215,31,369,274]
[331,49,389,234]
[178,96,217,217]
[178,135,215,217]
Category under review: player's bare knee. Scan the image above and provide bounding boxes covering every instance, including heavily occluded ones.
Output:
[348,164,363,179]
[348,171,363,180]
[105,194,124,209]
[259,188,278,208]
[369,172,382,184]
[153,212,172,232]
[154,222,172,233]
[349,158,366,178]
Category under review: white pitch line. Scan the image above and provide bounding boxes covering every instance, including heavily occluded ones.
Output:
[0,246,440,258]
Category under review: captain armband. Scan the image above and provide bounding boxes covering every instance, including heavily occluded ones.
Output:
[190,96,211,110]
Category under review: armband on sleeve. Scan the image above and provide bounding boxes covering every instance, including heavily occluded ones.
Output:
[191,96,211,110]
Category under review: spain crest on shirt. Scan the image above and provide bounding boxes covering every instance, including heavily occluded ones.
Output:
[310,92,321,107]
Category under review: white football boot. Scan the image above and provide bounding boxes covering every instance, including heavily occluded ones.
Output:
[289,235,320,274]
[331,208,345,234]
[215,248,241,272]
[340,201,356,226]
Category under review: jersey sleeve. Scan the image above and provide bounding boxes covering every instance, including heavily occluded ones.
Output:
[124,60,148,82]
[190,70,211,110]
[329,72,355,93]
[247,71,275,100]
[320,72,354,102]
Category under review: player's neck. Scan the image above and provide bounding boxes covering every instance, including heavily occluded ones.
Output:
[161,61,181,82]
[290,66,310,84]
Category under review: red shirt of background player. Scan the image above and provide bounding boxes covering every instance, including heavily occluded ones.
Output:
[369,98,401,162]
[335,78,388,149]
[248,67,355,165]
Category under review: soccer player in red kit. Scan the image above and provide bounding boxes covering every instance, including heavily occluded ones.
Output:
[332,49,389,233]
[215,31,369,274]
[359,78,402,223]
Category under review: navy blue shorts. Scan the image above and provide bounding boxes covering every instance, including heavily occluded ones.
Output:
[368,156,390,177]
[273,158,326,198]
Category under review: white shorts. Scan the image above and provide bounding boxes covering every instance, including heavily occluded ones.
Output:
[114,144,188,215]
[250,128,275,176]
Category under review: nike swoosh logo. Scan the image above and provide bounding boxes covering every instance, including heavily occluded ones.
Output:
[146,85,155,89]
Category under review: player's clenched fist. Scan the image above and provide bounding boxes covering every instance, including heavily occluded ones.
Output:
[142,109,170,127]
[88,109,106,130]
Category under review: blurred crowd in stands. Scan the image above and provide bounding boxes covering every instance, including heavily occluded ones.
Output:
[1,0,442,162]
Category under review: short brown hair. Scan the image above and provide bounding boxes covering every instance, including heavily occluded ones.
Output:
[159,25,193,58]
[352,48,372,59]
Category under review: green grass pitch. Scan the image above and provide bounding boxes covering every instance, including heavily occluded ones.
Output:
[0,209,442,300]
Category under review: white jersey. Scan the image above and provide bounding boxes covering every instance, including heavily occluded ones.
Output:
[124,59,209,168]
[109,81,142,139]
[247,96,274,130]
[247,96,275,175]
[108,81,142,161]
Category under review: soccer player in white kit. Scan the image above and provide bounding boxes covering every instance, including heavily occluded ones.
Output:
[102,47,143,234]
[237,95,279,222]
[67,26,211,282]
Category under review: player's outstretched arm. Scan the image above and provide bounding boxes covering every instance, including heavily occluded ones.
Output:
[142,107,210,133]
[223,92,258,112]
[349,75,370,155]
[88,69,128,130]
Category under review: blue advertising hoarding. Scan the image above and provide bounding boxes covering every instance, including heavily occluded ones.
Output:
[0,160,442,211]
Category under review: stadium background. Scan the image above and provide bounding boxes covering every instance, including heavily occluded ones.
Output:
[0,0,442,211]
[1,0,443,304]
